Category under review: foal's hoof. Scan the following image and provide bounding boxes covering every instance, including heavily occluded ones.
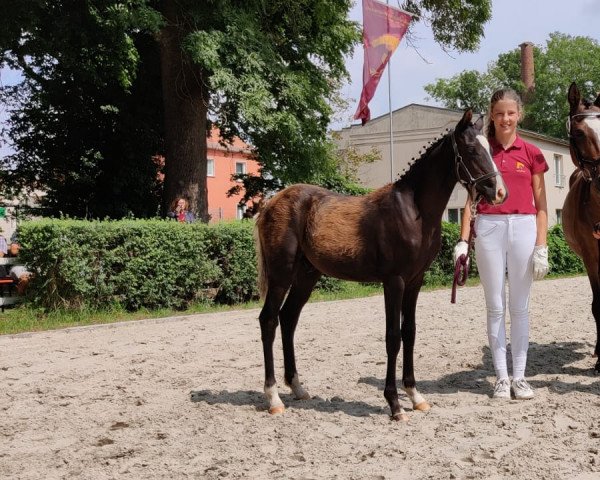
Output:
[295,391,311,400]
[391,412,409,422]
[413,401,431,412]
[268,405,285,415]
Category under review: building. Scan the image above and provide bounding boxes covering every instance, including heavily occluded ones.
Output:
[334,103,572,227]
[205,128,260,222]
[0,191,45,243]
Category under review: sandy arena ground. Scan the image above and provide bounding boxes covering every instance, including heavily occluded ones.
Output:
[1,275,600,480]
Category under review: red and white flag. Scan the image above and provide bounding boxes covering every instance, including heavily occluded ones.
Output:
[353,0,413,125]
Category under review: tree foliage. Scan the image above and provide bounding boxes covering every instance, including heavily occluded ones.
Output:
[424,33,600,139]
[403,0,492,53]
[0,0,164,218]
[1,0,492,220]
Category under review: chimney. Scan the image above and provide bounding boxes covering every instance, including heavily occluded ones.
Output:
[520,42,535,103]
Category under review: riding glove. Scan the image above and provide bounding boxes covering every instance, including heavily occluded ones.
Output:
[532,245,549,280]
[453,240,469,267]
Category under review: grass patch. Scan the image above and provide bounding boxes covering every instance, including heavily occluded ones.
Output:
[4,274,549,336]
[0,281,385,335]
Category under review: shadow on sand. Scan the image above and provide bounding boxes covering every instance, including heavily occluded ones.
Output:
[190,341,599,417]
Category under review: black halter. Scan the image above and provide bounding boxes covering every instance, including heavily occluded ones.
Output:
[567,112,600,180]
[450,129,499,200]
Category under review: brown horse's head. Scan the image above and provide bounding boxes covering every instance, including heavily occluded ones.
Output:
[567,82,600,187]
[453,109,508,205]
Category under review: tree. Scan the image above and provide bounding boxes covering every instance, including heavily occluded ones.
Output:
[1,0,492,220]
[0,1,165,218]
[424,33,600,139]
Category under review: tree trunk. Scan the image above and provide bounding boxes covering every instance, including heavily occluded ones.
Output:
[158,0,210,222]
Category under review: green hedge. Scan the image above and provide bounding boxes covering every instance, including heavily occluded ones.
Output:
[547,224,585,275]
[18,219,250,311]
[15,219,584,312]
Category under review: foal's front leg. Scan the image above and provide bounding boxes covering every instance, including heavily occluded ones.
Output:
[400,282,430,411]
[382,277,409,421]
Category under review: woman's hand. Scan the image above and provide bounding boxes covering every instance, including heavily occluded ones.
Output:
[532,245,549,280]
[453,240,469,267]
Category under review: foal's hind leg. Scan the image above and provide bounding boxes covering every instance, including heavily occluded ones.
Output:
[279,262,322,401]
[259,284,291,414]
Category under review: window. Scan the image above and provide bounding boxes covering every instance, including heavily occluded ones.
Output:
[207,158,215,177]
[235,162,246,175]
[554,154,564,187]
[447,208,459,224]
[447,208,464,224]
[237,204,246,220]
[556,209,562,224]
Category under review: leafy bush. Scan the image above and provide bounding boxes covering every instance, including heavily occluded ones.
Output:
[547,224,584,275]
[315,275,344,293]
[19,219,220,311]
[203,222,259,304]
[425,222,459,286]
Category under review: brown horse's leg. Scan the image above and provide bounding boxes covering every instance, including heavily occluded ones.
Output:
[582,254,600,373]
[382,276,408,422]
[591,281,600,373]
[279,262,322,400]
[259,285,290,414]
[400,279,430,412]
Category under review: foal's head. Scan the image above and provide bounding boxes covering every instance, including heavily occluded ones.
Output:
[567,82,600,187]
[453,109,507,205]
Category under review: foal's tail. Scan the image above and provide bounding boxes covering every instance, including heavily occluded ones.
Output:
[254,215,268,301]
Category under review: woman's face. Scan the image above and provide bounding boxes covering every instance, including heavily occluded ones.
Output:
[491,99,521,138]
[177,199,186,210]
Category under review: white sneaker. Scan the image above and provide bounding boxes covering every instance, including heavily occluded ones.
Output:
[493,378,511,399]
[512,378,534,400]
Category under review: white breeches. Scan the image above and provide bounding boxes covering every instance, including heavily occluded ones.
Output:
[474,214,536,380]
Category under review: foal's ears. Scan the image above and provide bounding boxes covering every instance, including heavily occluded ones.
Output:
[457,109,473,131]
[568,82,583,114]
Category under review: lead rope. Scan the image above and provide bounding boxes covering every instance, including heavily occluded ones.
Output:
[451,199,479,304]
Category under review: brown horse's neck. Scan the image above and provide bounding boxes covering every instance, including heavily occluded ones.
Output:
[394,135,458,220]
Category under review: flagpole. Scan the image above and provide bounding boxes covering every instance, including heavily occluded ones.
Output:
[387,0,394,183]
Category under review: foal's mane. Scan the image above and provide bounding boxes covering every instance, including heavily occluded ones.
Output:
[394,131,450,186]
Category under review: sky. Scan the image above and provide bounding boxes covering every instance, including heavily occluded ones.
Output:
[1,0,600,155]
[332,0,600,129]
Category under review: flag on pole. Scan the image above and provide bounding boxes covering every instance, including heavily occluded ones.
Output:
[353,0,413,125]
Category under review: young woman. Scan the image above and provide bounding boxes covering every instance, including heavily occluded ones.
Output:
[454,88,549,400]
[167,197,196,223]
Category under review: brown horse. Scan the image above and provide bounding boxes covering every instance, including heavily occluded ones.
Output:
[563,82,600,373]
[254,110,508,420]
